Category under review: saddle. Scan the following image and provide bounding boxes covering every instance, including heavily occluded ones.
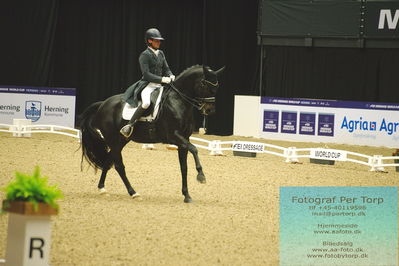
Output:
[122,87,164,121]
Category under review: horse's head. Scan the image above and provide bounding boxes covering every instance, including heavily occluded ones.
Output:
[174,65,225,115]
[194,65,225,115]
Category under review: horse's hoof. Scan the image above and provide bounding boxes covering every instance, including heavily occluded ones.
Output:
[131,193,142,201]
[98,188,110,196]
[184,197,193,203]
[197,173,206,184]
[142,144,155,150]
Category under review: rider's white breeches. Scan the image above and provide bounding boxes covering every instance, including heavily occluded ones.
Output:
[141,83,161,109]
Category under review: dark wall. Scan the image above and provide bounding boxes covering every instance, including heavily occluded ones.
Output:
[261,46,399,103]
[1,0,398,135]
[258,0,399,103]
[0,0,259,135]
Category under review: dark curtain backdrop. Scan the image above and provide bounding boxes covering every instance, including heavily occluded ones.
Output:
[261,46,399,103]
[0,0,259,135]
[1,0,398,135]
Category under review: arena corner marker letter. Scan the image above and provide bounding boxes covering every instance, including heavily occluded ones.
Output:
[280,187,398,266]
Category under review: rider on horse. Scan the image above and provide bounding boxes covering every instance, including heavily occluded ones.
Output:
[120,28,175,138]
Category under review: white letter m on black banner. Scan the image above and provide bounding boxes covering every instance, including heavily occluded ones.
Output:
[379,9,399,29]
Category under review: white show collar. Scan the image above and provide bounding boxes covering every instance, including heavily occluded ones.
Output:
[149,47,159,56]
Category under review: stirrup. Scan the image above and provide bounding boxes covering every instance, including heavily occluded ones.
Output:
[120,124,133,138]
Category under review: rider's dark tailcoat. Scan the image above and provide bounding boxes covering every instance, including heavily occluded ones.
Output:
[122,48,172,107]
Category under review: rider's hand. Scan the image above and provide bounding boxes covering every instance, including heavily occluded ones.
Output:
[161,77,172,84]
[170,75,175,82]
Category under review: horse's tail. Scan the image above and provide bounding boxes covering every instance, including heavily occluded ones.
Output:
[78,101,112,171]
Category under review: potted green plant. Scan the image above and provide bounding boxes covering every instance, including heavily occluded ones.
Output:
[2,166,63,215]
[2,166,63,265]
[393,149,399,172]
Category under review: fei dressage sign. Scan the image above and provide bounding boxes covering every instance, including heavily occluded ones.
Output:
[232,141,265,153]
[0,86,76,127]
[260,97,399,148]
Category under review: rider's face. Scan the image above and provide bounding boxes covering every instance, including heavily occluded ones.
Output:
[149,39,161,50]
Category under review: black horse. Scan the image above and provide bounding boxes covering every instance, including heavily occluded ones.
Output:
[78,65,224,203]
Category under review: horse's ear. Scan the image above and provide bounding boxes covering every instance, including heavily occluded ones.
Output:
[215,66,225,76]
[203,65,211,75]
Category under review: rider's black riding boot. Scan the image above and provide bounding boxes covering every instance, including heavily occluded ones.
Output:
[120,105,146,138]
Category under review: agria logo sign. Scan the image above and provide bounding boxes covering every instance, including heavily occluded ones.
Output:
[25,101,42,122]
[341,116,399,135]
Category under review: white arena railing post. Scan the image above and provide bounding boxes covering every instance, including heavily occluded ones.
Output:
[370,155,385,172]
[11,119,31,138]
[284,147,299,163]
[209,140,223,156]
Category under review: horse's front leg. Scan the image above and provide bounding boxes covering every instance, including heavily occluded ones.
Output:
[177,146,192,203]
[174,131,206,184]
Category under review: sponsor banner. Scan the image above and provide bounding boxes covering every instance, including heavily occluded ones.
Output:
[299,112,316,135]
[281,111,297,134]
[318,113,334,137]
[280,187,398,266]
[263,110,279,133]
[364,2,399,38]
[260,96,399,148]
[310,149,347,161]
[0,86,76,128]
[232,141,265,153]
[261,97,399,111]
[0,86,76,96]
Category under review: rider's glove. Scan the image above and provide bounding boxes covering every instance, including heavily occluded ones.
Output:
[170,75,175,82]
[161,77,172,84]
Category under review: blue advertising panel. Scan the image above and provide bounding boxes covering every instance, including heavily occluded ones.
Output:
[318,113,335,137]
[281,111,297,134]
[263,110,279,133]
[299,112,316,135]
[260,96,399,148]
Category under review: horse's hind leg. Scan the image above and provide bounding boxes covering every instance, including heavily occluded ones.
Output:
[98,168,109,194]
[96,151,113,194]
[110,147,141,199]
[178,147,192,203]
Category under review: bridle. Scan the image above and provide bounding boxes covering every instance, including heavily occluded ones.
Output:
[169,78,218,112]
[201,79,219,88]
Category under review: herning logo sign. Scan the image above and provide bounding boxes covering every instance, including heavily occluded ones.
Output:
[25,101,42,122]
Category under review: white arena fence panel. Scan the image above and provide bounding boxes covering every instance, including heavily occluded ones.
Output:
[0,122,80,140]
[189,138,399,173]
[0,121,398,172]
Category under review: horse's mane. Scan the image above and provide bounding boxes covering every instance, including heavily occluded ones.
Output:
[176,65,203,80]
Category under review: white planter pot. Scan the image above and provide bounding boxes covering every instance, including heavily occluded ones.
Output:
[3,201,57,266]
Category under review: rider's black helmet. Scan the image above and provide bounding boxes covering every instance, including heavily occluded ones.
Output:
[145,28,164,45]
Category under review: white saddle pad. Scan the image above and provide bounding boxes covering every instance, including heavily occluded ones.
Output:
[122,86,164,121]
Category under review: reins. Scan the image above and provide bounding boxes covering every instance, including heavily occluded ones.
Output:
[168,81,216,111]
